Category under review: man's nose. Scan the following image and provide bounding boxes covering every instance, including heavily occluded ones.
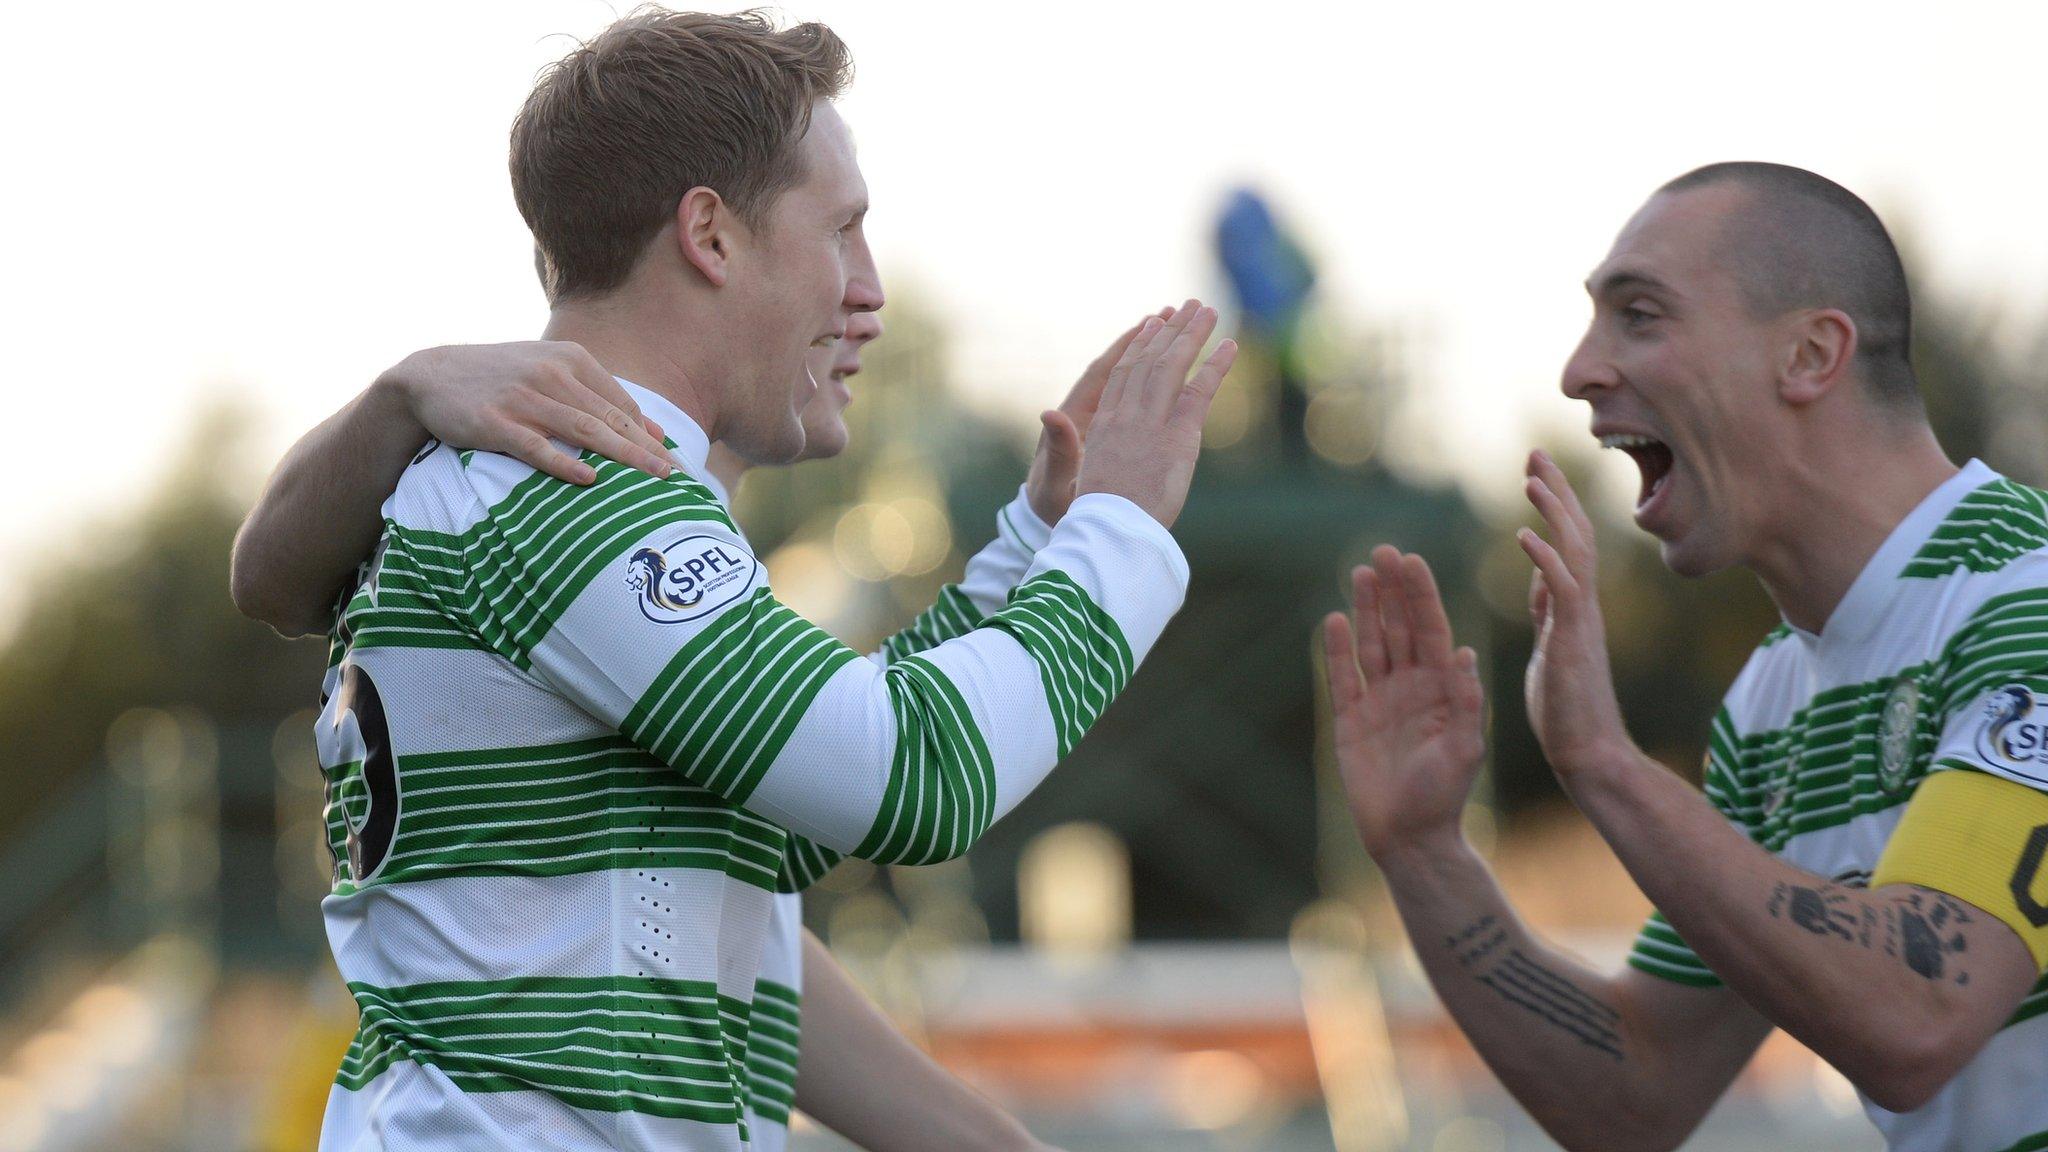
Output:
[1560,326,1616,401]
[843,236,885,315]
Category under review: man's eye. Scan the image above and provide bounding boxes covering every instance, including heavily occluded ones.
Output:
[1621,305,1658,328]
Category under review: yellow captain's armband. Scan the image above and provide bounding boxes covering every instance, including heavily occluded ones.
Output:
[1872,767,2048,971]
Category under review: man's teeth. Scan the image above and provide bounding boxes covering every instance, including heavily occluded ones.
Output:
[1598,433,1663,450]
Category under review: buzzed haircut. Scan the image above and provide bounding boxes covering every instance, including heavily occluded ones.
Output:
[1661,162,1919,410]
[510,7,852,302]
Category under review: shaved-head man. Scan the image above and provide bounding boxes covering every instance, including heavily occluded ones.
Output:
[1326,162,2048,1152]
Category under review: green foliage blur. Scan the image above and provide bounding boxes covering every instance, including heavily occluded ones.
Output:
[0,404,326,845]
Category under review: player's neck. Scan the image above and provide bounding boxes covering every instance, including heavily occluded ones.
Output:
[542,295,718,447]
[703,443,748,495]
[1749,421,1957,635]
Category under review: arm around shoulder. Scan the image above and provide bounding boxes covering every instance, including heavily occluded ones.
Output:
[231,374,426,637]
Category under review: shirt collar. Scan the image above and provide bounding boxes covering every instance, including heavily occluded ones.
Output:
[614,377,726,504]
[1802,457,1998,651]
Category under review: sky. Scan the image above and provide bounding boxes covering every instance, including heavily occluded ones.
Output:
[8,0,2048,602]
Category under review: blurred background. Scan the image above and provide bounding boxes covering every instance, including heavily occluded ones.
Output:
[7,1,2048,1149]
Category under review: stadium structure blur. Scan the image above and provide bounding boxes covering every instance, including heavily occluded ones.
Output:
[2,200,2040,1149]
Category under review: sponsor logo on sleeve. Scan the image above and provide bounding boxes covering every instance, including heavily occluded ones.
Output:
[624,535,757,624]
[1974,683,2048,784]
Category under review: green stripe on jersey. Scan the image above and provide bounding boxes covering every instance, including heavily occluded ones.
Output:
[1992,1127,2048,1152]
[777,833,843,894]
[745,979,801,1125]
[881,584,983,665]
[1626,911,1721,988]
[338,976,749,1125]
[1939,587,2048,707]
[322,735,789,891]
[1903,479,2048,578]
[370,458,735,669]
[1713,671,1937,852]
[623,588,860,804]
[850,654,998,865]
[988,570,1135,759]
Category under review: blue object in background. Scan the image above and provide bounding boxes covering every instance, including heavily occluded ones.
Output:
[1214,187,1316,340]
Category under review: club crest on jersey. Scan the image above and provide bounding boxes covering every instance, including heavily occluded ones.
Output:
[625,535,755,624]
[1877,676,1922,791]
[1976,683,2048,783]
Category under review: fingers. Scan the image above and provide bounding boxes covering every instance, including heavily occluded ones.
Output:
[1351,564,1389,683]
[551,361,673,480]
[527,396,672,483]
[508,425,598,486]
[1517,526,1578,621]
[1169,335,1239,434]
[1137,303,1218,418]
[1036,408,1083,492]
[1400,553,1456,668]
[1371,545,1415,670]
[1322,611,1365,713]
[1524,450,1595,569]
[1065,318,1149,420]
[1181,338,1239,404]
[1529,449,1595,540]
[1097,314,1165,414]
[1114,300,1201,413]
[1450,646,1484,727]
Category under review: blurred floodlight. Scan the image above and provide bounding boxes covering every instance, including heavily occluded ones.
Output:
[0,1098,45,1152]
[1305,388,1379,468]
[1291,900,1407,1152]
[18,1029,97,1112]
[1017,821,1131,961]
[827,892,908,958]
[833,498,951,582]
[834,502,908,581]
[1163,1049,1268,1131]
[889,498,953,577]
[764,540,854,622]
[68,983,142,1031]
[106,707,184,783]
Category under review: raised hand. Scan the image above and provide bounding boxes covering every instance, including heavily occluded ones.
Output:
[380,341,675,485]
[1073,300,1238,529]
[1518,450,1632,777]
[1322,546,1487,859]
[1025,307,1173,525]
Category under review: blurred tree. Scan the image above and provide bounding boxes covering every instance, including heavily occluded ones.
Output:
[0,400,325,844]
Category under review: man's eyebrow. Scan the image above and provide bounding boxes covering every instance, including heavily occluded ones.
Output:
[1585,269,1676,299]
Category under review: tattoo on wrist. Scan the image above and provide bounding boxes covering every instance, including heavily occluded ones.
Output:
[1766,882,1973,986]
[1446,915,1623,1060]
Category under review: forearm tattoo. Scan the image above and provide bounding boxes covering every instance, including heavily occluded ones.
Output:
[1446,915,1624,1060]
[1766,882,1974,986]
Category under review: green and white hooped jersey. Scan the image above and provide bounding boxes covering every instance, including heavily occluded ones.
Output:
[1628,460,2048,1152]
[313,380,1178,1151]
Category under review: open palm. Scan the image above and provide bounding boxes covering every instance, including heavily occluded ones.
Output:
[1322,546,1487,858]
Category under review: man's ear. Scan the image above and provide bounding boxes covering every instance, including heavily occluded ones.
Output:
[1780,307,1857,407]
[675,186,737,288]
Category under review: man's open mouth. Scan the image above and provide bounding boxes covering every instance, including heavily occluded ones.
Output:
[1600,433,1675,508]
